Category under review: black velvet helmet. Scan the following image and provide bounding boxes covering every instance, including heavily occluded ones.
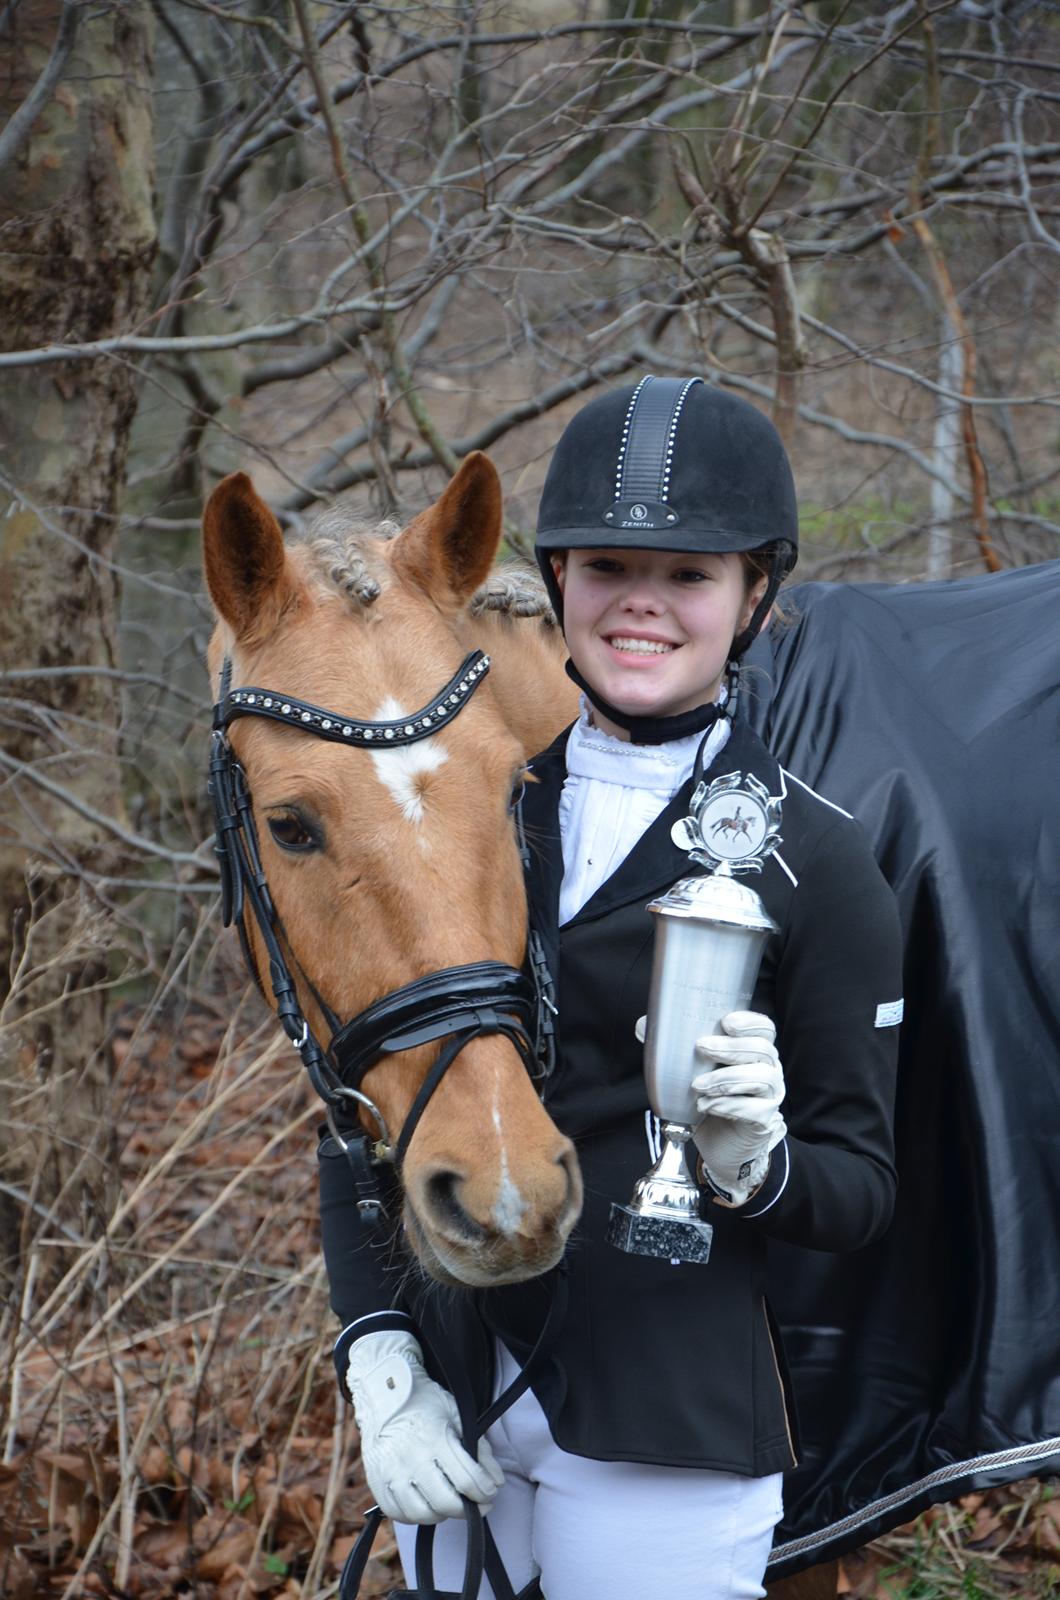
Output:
[535,375,798,660]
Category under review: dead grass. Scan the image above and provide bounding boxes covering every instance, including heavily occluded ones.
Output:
[841,1483,1060,1599]
[1,987,1056,1599]
[0,998,399,1599]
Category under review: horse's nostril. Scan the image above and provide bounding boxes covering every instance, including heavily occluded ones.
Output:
[424,1170,487,1243]
[557,1146,582,1221]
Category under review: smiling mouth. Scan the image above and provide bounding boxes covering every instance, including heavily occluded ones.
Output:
[606,636,677,655]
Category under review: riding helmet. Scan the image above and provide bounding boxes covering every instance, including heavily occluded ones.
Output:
[535,375,798,659]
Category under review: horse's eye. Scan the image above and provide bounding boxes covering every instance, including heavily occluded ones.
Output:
[508,773,526,813]
[267,812,320,853]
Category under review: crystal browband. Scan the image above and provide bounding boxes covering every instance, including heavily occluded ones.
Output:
[217,649,490,747]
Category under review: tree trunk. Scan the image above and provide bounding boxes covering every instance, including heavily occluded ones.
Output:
[0,1,157,1286]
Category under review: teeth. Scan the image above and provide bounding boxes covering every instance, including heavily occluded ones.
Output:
[609,637,675,655]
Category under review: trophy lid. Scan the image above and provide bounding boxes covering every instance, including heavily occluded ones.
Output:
[648,870,779,933]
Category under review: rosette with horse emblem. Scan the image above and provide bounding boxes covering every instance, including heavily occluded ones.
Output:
[606,773,782,1263]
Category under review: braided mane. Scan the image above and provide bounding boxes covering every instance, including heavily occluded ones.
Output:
[299,505,400,608]
[470,562,558,627]
[299,500,558,630]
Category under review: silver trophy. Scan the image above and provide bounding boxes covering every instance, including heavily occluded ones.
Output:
[607,772,782,1264]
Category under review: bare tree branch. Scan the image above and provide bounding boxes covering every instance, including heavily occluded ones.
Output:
[0,751,216,875]
[0,0,79,180]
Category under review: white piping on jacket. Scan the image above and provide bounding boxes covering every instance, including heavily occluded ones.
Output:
[779,767,854,820]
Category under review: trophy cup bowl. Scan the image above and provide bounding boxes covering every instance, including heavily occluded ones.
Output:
[606,864,779,1264]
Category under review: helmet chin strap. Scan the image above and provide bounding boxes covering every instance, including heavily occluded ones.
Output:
[564,657,741,746]
[730,543,795,658]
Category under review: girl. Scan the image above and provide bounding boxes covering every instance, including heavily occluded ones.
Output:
[323,377,903,1600]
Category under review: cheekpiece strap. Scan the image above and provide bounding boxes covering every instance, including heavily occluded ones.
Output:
[214,655,233,728]
[217,649,490,747]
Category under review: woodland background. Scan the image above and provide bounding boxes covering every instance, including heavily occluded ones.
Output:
[1,1,1059,1595]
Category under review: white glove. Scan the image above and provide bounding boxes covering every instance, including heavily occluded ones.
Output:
[691,1011,787,1207]
[345,1330,504,1524]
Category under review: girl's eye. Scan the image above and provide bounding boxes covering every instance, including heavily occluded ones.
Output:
[585,557,623,574]
[267,812,320,853]
[674,568,709,583]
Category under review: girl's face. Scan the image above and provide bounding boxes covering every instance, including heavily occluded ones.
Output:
[553,548,767,738]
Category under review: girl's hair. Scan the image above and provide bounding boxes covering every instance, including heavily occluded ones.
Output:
[740,545,790,622]
[739,546,776,588]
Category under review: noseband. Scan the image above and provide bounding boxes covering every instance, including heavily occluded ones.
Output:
[208,648,555,1222]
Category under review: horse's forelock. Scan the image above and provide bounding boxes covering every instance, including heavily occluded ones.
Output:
[298,504,401,609]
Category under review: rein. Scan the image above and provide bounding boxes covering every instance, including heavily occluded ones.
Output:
[208,647,555,1218]
[339,1268,568,1600]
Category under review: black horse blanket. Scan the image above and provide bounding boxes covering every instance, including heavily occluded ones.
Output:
[742,561,1060,1575]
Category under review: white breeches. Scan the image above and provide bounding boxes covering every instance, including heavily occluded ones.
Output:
[395,1342,783,1600]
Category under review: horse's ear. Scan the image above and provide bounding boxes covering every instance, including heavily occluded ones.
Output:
[202,472,304,643]
[390,452,502,607]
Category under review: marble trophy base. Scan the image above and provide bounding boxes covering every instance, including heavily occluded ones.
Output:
[606,1121,714,1264]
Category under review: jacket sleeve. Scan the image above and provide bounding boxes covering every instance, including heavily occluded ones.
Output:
[318,1128,416,1398]
[732,815,903,1251]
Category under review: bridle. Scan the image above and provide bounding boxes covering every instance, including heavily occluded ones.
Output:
[208,647,556,1223]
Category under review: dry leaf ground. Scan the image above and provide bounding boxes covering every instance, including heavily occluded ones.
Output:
[0,1002,399,1599]
[1,1003,1056,1598]
[839,1483,1060,1599]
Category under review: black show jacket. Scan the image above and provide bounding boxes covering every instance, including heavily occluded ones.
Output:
[320,716,903,1479]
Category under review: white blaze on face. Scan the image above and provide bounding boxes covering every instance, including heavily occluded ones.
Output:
[370,697,448,823]
[491,1087,527,1235]
[493,1151,528,1235]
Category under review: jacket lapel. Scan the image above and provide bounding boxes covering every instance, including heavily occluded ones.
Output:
[565,719,782,927]
[562,782,692,927]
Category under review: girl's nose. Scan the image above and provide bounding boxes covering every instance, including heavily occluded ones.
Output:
[620,575,663,612]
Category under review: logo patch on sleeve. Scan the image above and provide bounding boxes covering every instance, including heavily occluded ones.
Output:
[874,999,904,1028]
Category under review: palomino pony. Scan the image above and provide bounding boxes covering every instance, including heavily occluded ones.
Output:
[202,454,834,1600]
[203,453,581,1288]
